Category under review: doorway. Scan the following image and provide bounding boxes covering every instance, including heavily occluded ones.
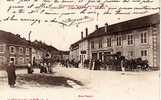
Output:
[10,57,15,64]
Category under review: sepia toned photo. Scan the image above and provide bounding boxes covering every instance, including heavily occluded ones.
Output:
[0,0,160,100]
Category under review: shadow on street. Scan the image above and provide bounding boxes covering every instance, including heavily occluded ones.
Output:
[17,74,84,88]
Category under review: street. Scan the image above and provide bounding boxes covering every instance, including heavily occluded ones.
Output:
[0,64,160,100]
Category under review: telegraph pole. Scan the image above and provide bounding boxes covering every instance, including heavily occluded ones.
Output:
[28,30,32,41]
[28,30,32,65]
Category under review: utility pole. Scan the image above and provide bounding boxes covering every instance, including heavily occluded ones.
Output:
[28,30,32,41]
[28,30,32,65]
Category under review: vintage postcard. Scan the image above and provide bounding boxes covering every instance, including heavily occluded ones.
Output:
[0,0,160,100]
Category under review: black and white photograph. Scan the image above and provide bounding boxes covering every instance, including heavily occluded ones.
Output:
[0,0,160,100]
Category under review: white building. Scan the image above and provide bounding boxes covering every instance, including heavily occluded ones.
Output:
[69,13,160,70]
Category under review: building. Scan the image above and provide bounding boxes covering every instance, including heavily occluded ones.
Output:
[69,13,160,69]
[69,42,79,62]
[32,47,44,65]
[69,28,90,65]
[31,40,61,65]
[0,30,32,68]
[60,51,70,61]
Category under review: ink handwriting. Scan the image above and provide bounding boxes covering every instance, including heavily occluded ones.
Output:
[1,0,160,27]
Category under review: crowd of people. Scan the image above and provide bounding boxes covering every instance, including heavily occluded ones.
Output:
[5,55,150,88]
[59,55,150,72]
[59,59,80,68]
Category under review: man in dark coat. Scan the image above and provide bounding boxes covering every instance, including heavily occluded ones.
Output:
[94,60,101,70]
[6,61,16,88]
[27,62,33,74]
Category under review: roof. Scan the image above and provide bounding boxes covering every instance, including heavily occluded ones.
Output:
[60,51,70,55]
[70,13,160,48]
[31,41,59,53]
[0,30,61,54]
[70,41,80,49]
[87,13,160,39]
[0,30,30,46]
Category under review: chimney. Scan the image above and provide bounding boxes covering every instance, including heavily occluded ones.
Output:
[81,31,83,39]
[105,23,108,33]
[85,27,88,37]
[96,25,99,30]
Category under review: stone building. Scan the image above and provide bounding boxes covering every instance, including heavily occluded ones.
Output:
[60,51,70,61]
[0,30,32,68]
[69,42,79,62]
[31,40,61,65]
[69,28,90,65]
[69,13,160,69]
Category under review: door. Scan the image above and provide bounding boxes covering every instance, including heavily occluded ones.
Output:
[92,53,97,60]
[10,57,16,64]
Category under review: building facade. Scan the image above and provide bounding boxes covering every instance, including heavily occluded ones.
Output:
[69,42,79,62]
[31,41,61,65]
[32,48,44,65]
[69,29,90,65]
[79,39,89,64]
[69,13,160,69]
[60,51,70,61]
[0,31,32,68]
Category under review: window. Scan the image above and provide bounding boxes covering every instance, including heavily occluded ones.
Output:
[141,32,147,43]
[26,48,30,55]
[99,39,102,48]
[92,53,97,60]
[127,34,133,45]
[19,47,23,55]
[0,44,5,53]
[18,57,24,64]
[0,56,6,65]
[117,36,122,46]
[128,51,134,57]
[9,46,16,54]
[141,50,147,56]
[99,52,102,61]
[107,38,111,47]
[26,57,30,63]
[91,41,94,49]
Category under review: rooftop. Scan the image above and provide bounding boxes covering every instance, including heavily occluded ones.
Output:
[0,30,30,47]
[87,13,160,39]
[70,13,160,48]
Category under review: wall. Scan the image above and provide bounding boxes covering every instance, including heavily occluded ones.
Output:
[88,25,159,68]
[79,40,89,64]
[69,45,79,62]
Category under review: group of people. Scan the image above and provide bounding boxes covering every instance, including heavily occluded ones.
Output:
[6,60,54,88]
[39,62,52,73]
[5,56,149,88]
[83,56,149,72]
[6,61,35,88]
[60,59,80,68]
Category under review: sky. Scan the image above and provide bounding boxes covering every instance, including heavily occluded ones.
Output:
[0,0,160,50]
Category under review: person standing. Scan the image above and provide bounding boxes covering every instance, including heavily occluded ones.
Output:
[6,61,16,88]
[44,63,48,73]
[120,56,125,75]
[47,62,52,73]
[92,59,95,70]
[65,59,69,68]
[27,62,33,74]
